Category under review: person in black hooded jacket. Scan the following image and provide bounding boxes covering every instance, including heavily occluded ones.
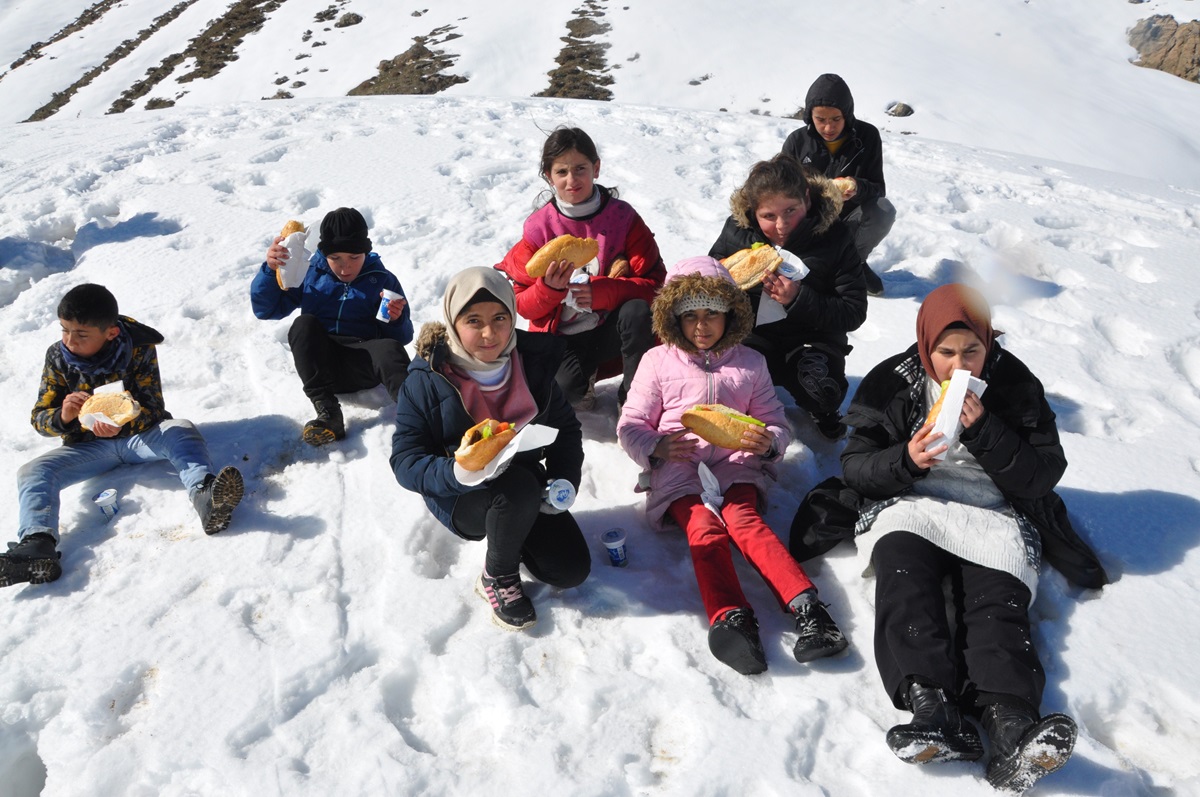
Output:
[782,73,895,296]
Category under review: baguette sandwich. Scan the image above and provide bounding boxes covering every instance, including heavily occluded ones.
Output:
[680,403,766,450]
[720,245,784,290]
[454,419,517,471]
[276,219,307,289]
[525,234,600,279]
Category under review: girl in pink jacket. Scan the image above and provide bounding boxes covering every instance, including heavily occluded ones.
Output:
[617,256,849,675]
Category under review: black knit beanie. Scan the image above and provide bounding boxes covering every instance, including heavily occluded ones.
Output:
[318,207,372,255]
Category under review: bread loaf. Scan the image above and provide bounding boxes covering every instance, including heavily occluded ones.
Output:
[720,246,784,290]
[681,404,766,450]
[526,234,600,279]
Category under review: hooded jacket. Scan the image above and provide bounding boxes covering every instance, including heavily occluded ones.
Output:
[781,73,886,214]
[31,316,171,445]
[841,343,1108,589]
[495,185,666,333]
[250,251,412,344]
[617,258,790,529]
[390,324,583,532]
[708,173,867,350]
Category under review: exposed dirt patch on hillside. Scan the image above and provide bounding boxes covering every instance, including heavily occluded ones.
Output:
[108,0,289,114]
[535,0,613,101]
[1130,15,1200,83]
[5,0,122,75]
[347,25,468,96]
[23,1,200,122]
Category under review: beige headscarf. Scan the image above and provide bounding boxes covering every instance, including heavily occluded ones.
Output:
[442,267,519,376]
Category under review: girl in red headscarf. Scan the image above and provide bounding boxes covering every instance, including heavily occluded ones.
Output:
[839,284,1106,793]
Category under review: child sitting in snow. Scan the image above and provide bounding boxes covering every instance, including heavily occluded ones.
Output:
[251,207,412,446]
[616,256,848,674]
[390,267,590,631]
[0,283,243,589]
[495,126,665,410]
[839,283,1105,791]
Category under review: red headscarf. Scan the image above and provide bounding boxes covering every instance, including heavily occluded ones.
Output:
[915,284,996,380]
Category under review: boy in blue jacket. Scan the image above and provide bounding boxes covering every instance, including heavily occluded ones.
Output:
[251,207,413,445]
[0,284,243,588]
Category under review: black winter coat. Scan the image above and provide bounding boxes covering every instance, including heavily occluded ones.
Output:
[708,176,866,352]
[841,343,1108,589]
[781,73,886,215]
[390,325,583,532]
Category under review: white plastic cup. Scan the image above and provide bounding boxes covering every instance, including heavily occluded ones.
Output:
[543,479,576,511]
[378,289,402,322]
[600,528,628,567]
[93,488,119,522]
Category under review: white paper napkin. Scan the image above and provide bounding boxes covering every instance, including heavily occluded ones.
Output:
[925,369,988,460]
[279,229,311,290]
[453,424,560,486]
[697,462,726,527]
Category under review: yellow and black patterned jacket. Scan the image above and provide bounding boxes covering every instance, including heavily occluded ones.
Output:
[31,316,171,445]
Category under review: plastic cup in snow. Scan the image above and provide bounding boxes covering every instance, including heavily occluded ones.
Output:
[378,289,402,322]
[601,528,628,567]
[543,479,576,511]
[93,489,119,522]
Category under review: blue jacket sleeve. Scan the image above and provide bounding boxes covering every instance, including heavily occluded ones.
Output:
[250,262,301,320]
[379,276,414,345]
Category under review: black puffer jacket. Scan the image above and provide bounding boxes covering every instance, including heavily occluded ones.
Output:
[841,343,1108,589]
[781,73,886,214]
[708,173,866,351]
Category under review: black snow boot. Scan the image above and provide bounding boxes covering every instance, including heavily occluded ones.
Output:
[886,682,984,764]
[812,412,847,441]
[983,703,1076,793]
[791,599,849,663]
[302,399,345,446]
[0,532,62,587]
[193,466,244,535]
[708,607,768,675]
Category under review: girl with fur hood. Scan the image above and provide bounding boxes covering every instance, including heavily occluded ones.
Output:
[709,154,868,441]
[840,284,1102,792]
[390,267,590,631]
[617,256,848,675]
[495,127,665,410]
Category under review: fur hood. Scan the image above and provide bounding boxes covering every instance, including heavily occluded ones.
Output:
[415,321,449,363]
[651,272,753,357]
[729,171,844,237]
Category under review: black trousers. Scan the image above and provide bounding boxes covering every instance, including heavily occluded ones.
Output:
[744,333,848,417]
[872,531,1045,715]
[450,463,591,588]
[556,299,653,404]
[288,314,410,403]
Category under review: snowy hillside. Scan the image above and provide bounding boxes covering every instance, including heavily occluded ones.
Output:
[2,94,1199,796]
[3,0,1200,795]
[0,0,1199,187]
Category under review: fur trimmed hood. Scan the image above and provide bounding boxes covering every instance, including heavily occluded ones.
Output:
[415,321,449,364]
[651,270,753,357]
[729,171,844,237]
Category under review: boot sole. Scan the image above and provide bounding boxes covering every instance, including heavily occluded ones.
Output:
[887,726,984,764]
[204,467,244,535]
[474,575,537,631]
[986,713,1076,792]
[708,624,768,675]
[0,556,63,588]
[302,426,340,447]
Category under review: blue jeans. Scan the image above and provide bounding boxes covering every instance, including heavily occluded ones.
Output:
[17,419,215,541]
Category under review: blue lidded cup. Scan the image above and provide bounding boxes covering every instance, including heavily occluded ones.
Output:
[93,489,119,522]
[601,528,627,567]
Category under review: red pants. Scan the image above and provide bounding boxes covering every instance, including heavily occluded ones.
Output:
[667,482,814,624]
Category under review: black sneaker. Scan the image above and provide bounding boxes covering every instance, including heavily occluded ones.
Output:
[813,412,847,441]
[708,608,768,674]
[476,570,537,630]
[791,600,849,663]
[193,466,244,535]
[302,400,345,446]
[0,532,62,588]
[863,265,885,296]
